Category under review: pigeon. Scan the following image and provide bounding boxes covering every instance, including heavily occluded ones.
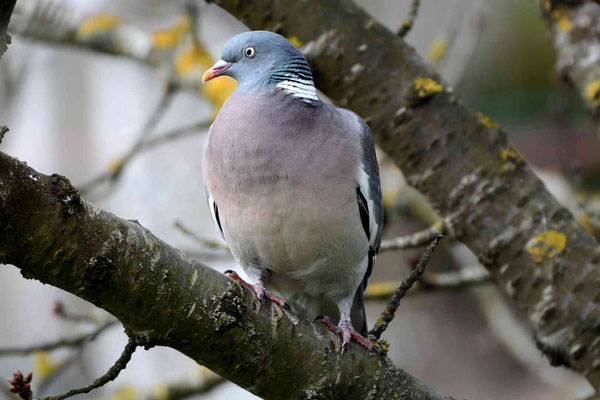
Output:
[202,31,383,350]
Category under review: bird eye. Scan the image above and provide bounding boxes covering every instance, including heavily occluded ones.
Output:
[244,46,256,58]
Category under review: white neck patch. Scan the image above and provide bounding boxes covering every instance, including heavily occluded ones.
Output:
[275,78,319,103]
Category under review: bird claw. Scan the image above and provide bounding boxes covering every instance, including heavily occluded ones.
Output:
[315,315,374,352]
[224,270,290,309]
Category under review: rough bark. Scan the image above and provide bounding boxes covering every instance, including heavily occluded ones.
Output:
[0,0,16,58]
[538,0,600,115]
[205,0,600,389]
[0,152,453,400]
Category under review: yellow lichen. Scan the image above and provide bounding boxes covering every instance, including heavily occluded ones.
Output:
[108,157,125,174]
[500,145,521,173]
[526,230,567,263]
[175,46,213,76]
[109,386,138,400]
[585,80,600,108]
[34,351,58,379]
[364,281,397,298]
[427,37,448,64]
[152,384,169,400]
[433,220,444,232]
[382,186,400,208]
[557,17,573,32]
[152,15,191,50]
[287,36,303,48]
[579,211,596,236]
[478,112,499,129]
[500,146,520,161]
[413,77,443,98]
[77,14,121,37]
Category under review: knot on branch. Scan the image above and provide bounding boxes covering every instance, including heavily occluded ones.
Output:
[49,174,82,216]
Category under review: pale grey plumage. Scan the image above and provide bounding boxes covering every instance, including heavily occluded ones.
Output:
[202,31,382,345]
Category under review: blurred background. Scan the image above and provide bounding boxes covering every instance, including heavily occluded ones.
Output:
[1,0,598,399]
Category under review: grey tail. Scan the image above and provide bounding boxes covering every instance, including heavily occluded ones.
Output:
[351,274,369,336]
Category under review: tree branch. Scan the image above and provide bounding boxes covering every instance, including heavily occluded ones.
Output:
[369,234,442,341]
[380,221,444,251]
[41,333,139,400]
[364,266,492,300]
[397,0,420,38]
[538,0,600,115]
[0,0,16,59]
[0,151,454,400]
[0,320,118,356]
[206,0,600,389]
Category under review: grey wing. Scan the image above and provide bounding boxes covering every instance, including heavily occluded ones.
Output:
[351,112,383,334]
[205,187,224,240]
[354,116,383,261]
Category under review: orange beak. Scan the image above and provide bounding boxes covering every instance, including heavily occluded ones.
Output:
[202,60,233,83]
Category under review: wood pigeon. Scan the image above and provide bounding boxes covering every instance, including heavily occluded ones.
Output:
[202,31,383,350]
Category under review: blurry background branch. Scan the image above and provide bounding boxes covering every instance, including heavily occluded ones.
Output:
[0,151,454,400]
[0,320,117,356]
[538,0,600,116]
[369,234,442,342]
[8,0,236,102]
[397,0,420,38]
[207,0,600,390]
[364,266,492,300]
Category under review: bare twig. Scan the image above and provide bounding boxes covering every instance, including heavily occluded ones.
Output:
[40,334,140,400]
[368,234,443,341]
[78,119,211,196]
[0,320,118,356]
[379,222,444,251]
[364,266,491,300]
[52,301,97,323]
[174,220,230,252]
[0,126,8,145]
[78,86,176,195]
[397,0,420,38]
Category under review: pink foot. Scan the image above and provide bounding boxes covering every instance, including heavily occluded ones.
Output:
[224,270,290,309]
[315,315,374,352]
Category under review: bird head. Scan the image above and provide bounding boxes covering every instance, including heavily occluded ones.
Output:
[202,31,316,98]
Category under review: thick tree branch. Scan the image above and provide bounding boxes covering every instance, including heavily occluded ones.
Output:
[0,151,453,400]
[206,0,600,389]
[538,0,600,115]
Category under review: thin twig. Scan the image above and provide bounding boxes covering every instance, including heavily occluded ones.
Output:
[78,85,177,195]
[52,301,97,324]
[0,320,117,356]
[368,234,443,341]
[78,120,211,196]
[379,222,444,251]
[364,266,491,300]
[40,335,139,400]
[0,125,8,145]
[174,220,230,252]
[397,0,420,38]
